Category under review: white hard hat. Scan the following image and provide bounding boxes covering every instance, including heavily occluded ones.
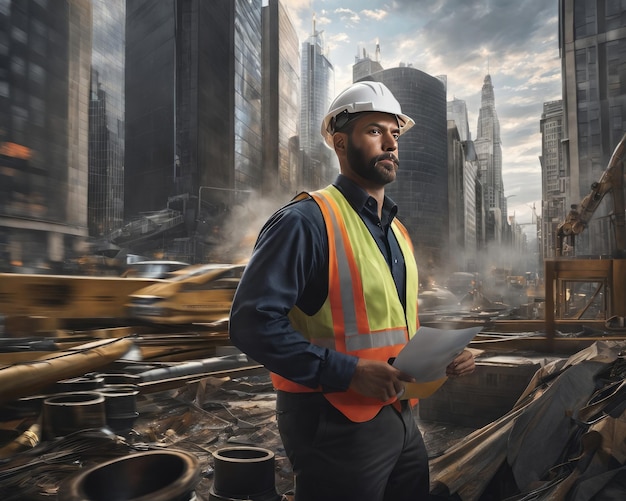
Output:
[321,81,415,147]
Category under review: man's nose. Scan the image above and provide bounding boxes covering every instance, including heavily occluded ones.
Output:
[383,134,397,151]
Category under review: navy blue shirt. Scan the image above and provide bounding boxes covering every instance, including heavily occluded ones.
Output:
[229,174,407,392]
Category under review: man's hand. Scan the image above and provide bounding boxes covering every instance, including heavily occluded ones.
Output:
[446,349,475,377]
[348,358,415,402]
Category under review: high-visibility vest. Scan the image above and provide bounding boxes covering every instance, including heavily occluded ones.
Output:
[271,185,419,422]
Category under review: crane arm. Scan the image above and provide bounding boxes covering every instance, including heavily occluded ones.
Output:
[556,132,626,256]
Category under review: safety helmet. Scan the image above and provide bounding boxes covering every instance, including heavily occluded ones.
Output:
[321,81,415,148]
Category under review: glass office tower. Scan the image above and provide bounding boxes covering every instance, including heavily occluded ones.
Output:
[299,21,336,189]
[261,0,300,197]
[560,0,626,255]
[540,100,565,259]
[124,0,263,260]
[362,67,449,270]
[88,0,125,238]
[0,0,91,271]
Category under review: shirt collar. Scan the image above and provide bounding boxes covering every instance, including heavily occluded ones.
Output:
[333,174,398,226]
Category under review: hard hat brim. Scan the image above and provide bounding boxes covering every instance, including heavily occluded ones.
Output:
[322,111,415,148]
[320,81,415,148]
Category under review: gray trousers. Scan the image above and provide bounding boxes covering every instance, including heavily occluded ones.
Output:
[276,391,430,501]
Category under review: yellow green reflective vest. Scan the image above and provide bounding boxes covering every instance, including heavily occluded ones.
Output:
[271,185,419,422]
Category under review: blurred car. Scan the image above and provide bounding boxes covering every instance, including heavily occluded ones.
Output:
[121,260,190,279]
[126,263,245,324]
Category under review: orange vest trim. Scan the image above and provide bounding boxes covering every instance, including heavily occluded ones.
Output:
[271,187,418,422]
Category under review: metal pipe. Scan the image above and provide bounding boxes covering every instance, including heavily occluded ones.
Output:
[137,353,250,382]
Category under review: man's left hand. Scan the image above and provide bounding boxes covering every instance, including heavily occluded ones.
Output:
[446,349,475,377]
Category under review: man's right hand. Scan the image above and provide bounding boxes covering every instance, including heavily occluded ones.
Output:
[348,358,415,402]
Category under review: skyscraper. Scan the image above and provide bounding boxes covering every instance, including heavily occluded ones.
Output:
[352,43,383,83]
[540,100,566,258]
[363,67,449,270]
[447,98,471,142]
[0,0,92,271]
[88,0,125,238]
[261,0,300,196]
[559,0,626,255]
[124,0,263,260]
[474,74,505,244]
[299,18,336,189]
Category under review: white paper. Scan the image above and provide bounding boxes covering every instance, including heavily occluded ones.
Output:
[392,325,483,382]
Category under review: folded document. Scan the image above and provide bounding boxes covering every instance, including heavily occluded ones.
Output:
[392,325,483,398]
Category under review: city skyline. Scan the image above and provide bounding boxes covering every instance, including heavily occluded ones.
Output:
[282,0,563,230]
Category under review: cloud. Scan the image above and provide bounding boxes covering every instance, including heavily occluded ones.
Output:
[315,14,332,26]
[326,31,352,54]
[333,7,360,24]
[380,0,559,76]
[361,9,387,21]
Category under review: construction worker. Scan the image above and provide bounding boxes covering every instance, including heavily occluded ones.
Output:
[229,81,475,500]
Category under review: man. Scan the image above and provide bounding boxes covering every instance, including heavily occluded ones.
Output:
[229,81,475,501]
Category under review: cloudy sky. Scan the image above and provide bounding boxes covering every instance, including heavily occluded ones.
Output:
[281,0,563,231]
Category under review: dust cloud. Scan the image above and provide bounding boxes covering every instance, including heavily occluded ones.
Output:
[206,191,294,265]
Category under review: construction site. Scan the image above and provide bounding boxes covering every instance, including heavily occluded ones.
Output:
[1,137,626,500]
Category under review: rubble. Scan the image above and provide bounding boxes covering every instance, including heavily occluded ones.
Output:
[0,338,624,500]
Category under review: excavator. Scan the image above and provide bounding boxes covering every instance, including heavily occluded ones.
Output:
[546,132,626,326]
[556,132,626,258]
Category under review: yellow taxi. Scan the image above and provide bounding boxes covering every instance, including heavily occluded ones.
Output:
[126,263,245,324]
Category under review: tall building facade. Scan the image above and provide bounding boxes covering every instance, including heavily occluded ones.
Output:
[352,43,383,82]
[124,0,178,218]
[299,20,336,190]
[88,0,125,238]
[124,0,264,261]
[474,74,505,244]
[447,97,479,268]
[463,141,479,261]
[261,0,300,197]
[447,122,479,271]
[540,100,566,258]
[0,0,92,271]
[559,0,626,256]
[362,67,449,271]
[447,98,471,142]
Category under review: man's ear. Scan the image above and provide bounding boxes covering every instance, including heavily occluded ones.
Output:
[333,132,347,153]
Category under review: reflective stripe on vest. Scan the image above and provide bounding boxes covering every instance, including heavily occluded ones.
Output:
[311,190,408,352]
[271,186,419,422]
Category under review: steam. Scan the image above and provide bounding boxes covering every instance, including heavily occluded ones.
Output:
[206,191,292,264]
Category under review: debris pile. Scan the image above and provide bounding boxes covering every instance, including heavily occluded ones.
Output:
[430,340,626,500]
[1,340,624,500]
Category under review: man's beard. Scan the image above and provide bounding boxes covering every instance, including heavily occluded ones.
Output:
[346,138,399,185]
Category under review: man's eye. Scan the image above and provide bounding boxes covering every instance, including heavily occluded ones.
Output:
[393,134,400,140]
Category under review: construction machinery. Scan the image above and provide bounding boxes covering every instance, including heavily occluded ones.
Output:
[556,132,626,257]
[545,132,626,335]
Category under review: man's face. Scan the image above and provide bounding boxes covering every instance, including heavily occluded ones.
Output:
[343,112,400,186]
